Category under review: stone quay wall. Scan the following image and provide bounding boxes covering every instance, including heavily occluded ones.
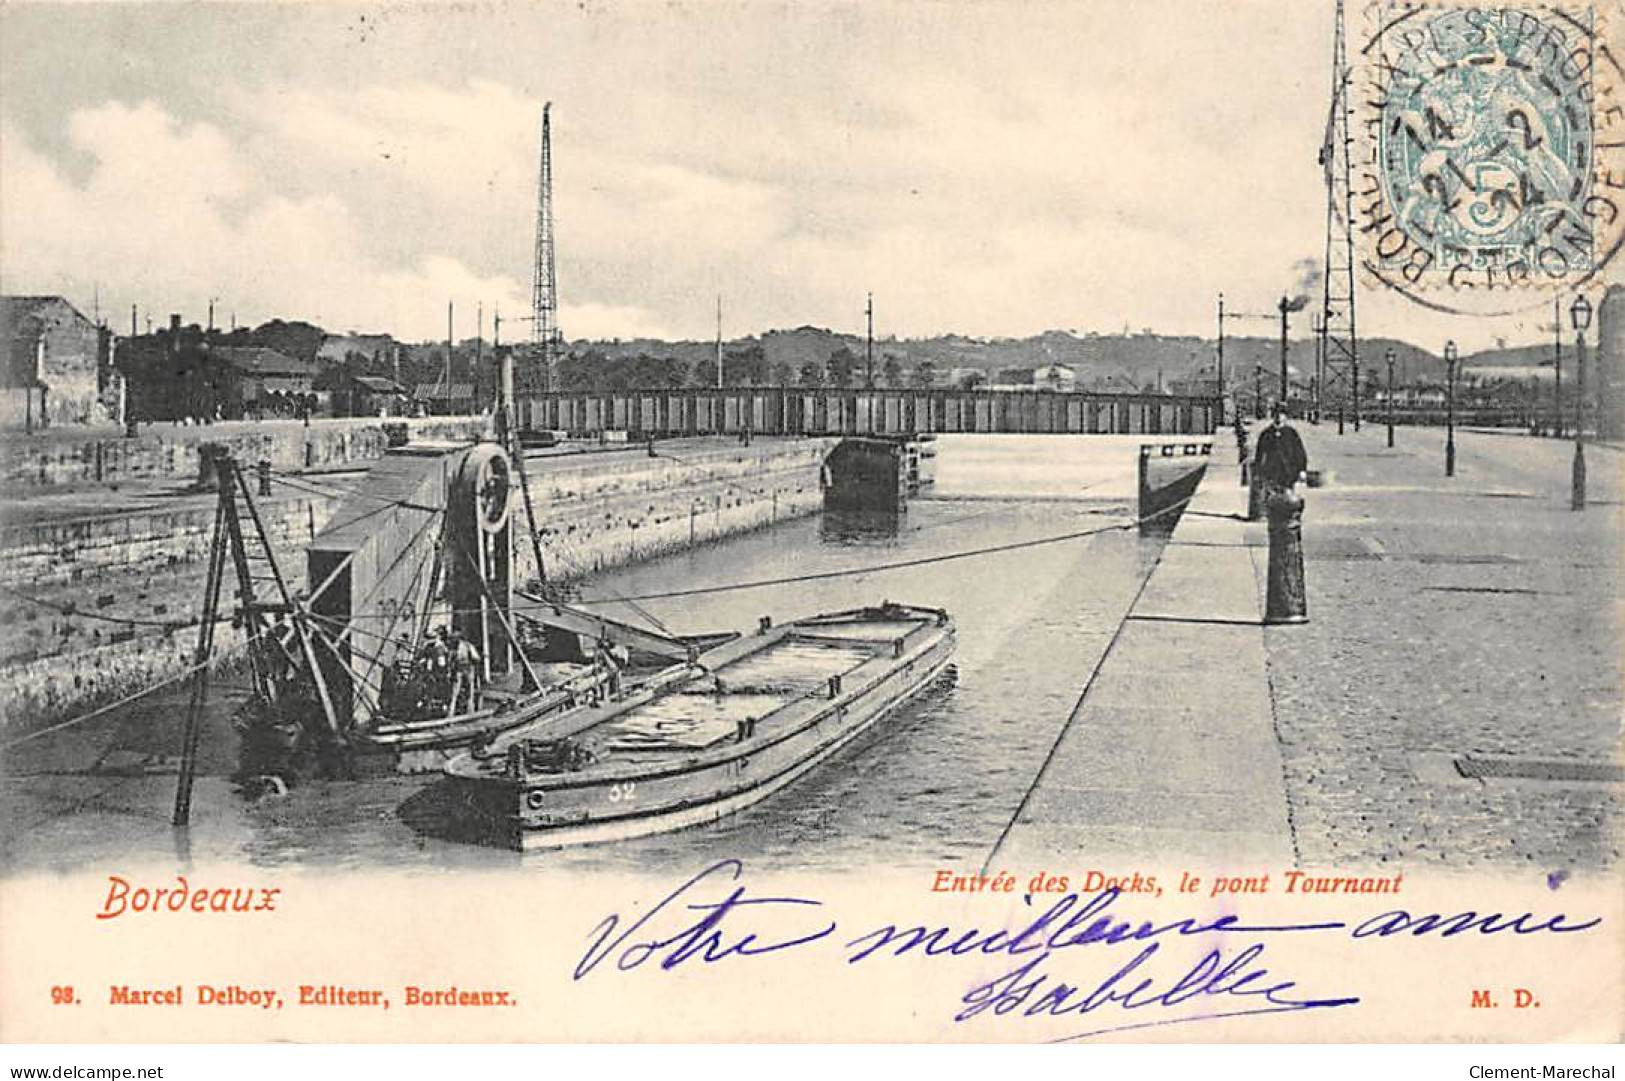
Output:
[0,436,836,733]
[0,416,494,492]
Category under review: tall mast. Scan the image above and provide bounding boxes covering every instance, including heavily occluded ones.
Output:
[865,292,874,388]
[1320,0,1359,427]
[531,102,559,392]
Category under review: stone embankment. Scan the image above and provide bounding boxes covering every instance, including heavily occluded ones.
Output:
[0,426,835,732]
[0,415,493,492]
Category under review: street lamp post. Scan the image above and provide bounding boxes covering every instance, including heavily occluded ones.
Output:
[1385,347,1395,448]
[1571,295,1592,510]
[1312,311,1324,424]
[1553,294,1563,438]
[1353,351,1362,431]
[1444,340,1458,477]
[1277,295,1290,408]
[1254,362,1264,420]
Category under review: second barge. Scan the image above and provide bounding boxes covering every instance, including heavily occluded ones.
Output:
[444,602,956,849]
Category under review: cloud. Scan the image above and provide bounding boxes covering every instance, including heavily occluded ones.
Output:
[0,1,1560,354]
[0,82,792,343]
[251,79,537,208]
[241,80,793,319]
[560,302,676,342]
[1,99,526,339]
[9,72,1287,344]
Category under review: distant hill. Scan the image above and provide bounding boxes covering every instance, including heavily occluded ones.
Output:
[1461,343,1554,369]
[249,318,1575,392]
[567,326,1469,391]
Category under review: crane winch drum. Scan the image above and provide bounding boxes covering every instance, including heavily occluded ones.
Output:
[447,442,514,682]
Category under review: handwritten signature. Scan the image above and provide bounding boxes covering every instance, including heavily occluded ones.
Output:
[575,859,1602,1040]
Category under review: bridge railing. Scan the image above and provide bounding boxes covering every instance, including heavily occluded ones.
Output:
[518,388,1221,438]
[1342,403,1593,431]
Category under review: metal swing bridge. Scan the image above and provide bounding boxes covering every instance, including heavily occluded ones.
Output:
[518,386,1222,439]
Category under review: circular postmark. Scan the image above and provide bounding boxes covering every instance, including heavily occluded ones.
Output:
[1355,3,1624,314]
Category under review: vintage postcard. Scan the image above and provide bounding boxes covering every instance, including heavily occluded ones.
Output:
[1,0,1622,1048]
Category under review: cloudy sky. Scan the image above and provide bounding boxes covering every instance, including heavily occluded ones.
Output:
[0,1,1579,349]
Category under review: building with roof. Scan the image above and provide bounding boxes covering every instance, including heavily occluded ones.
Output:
[1170,362,1224,399]
[1,295,119,429]
[411,382,476,416]
[1031,363,1077,392]
[215,346,316,412]
[1088,371,1141,394]
[343,374,409,417]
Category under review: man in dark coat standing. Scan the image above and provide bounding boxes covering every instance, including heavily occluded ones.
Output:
[1254,404,1311,624]
[1254,405,1308,493]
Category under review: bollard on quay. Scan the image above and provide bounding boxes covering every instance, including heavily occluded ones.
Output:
[1264,487,1308,624]
[1247,468,1266,521]
[1572,444,1586,511]
[1245,431,1266,521]
[1235,419,1251,488]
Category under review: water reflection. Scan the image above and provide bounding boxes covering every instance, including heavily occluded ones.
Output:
[819,509,904,544]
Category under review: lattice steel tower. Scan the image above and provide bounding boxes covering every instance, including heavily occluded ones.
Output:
[1319,0,1359,425]
[531,102,560,390]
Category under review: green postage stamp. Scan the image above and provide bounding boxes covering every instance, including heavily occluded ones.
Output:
[1357,2,1623,304]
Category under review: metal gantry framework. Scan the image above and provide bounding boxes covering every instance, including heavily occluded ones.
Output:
[531,102,562,392]
[174,455,343,825]
[1320,0,1360,428]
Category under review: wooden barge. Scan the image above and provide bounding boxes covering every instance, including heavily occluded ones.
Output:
[444,602,956,849]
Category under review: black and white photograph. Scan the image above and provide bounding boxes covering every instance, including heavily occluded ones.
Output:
[0,0,1621,1054]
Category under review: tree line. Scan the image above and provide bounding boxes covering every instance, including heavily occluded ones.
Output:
[550,345,940,392]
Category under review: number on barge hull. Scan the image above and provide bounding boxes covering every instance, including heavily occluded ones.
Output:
[607,782,637,803]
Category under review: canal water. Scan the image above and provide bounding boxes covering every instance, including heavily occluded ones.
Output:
[0,436,1189,875]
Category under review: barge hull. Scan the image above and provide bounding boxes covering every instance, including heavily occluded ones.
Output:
[511,651,954,850]
[448,607,956,850]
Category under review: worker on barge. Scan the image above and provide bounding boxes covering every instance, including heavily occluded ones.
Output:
[448,628,484,715]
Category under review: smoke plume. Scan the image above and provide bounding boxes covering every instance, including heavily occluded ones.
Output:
[1284,257,1322,311]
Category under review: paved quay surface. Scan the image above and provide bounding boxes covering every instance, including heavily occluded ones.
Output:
[1264,423,1621,871]
[989,448,1296,870]
[991,421,1622,873]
